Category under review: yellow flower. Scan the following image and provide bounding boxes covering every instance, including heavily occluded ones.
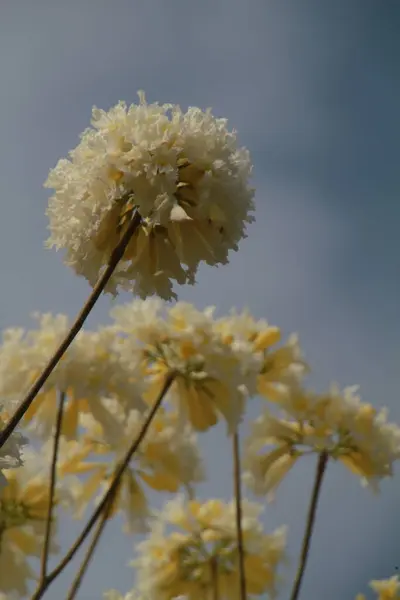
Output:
[244,383,400,497]
[370,575,400,599]
[0,313,144,440]
[133,496,286,600]
[63,404,204,532]
[112,300,263,434]
[0,449,59,596]
[215,311,307,403]
[356,575,400,600]
[259,334,308,401]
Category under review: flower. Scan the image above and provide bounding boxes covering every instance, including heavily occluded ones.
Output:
[45,92,254,299]
[244,383,400,498]
[214,309,307,400]
[0,408,28,489]
[0,448,59,596]
[111,299,263,434]
[356,575,400,600]
[0,313,144,439]
[60,402,204,533]
[133,496,286,600]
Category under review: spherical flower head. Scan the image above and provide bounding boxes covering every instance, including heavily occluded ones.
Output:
[0,448,59,596]
[133,495,287,600]
[62,402,204,533]
[0,313,144,440]
[112,299,263,434]
[45,92,255,299]
[244,383,400,498]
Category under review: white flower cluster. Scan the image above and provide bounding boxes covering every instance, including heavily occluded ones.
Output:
[45,92,254,299]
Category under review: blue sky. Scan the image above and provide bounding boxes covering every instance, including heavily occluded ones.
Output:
[1,1,400,598]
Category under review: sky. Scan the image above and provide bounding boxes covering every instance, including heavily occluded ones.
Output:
[1,0,400,598]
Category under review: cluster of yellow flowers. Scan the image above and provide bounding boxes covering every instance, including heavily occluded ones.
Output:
[131,497,286,600]
[244,383,400,498]
[0,313,144,439]
[62,404,205,532]
[0,449,59,595]
[111,299,301,434]
[0,93,396,599]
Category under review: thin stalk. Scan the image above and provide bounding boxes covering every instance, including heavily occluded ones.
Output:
[65,492,115,600]
[289,452,328,600]
[211,556,219,600]
[31,371,175,600]
[0,211,141,449]
[39,390,66,581]
[233,429,246,600]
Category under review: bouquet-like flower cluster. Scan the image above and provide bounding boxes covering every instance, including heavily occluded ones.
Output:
[132,496,286,600]
[244,383,400,498]
[112,299,301,434]
[45,93,254,299]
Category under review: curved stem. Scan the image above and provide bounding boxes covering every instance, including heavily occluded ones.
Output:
[233,429,246,600]
[289,452,328,600]
[31,371,175,600]
[40,390,66,581]
[0,212,141,449]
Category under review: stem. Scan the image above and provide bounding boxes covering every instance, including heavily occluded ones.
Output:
[65,493,115,600]
[233,430,246,600]
[184,482,195,501]
[289,452,328,600]
[31,371,175,600]
[211,556,219,600]
[0,212,141,449]
[39,390,66,581]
